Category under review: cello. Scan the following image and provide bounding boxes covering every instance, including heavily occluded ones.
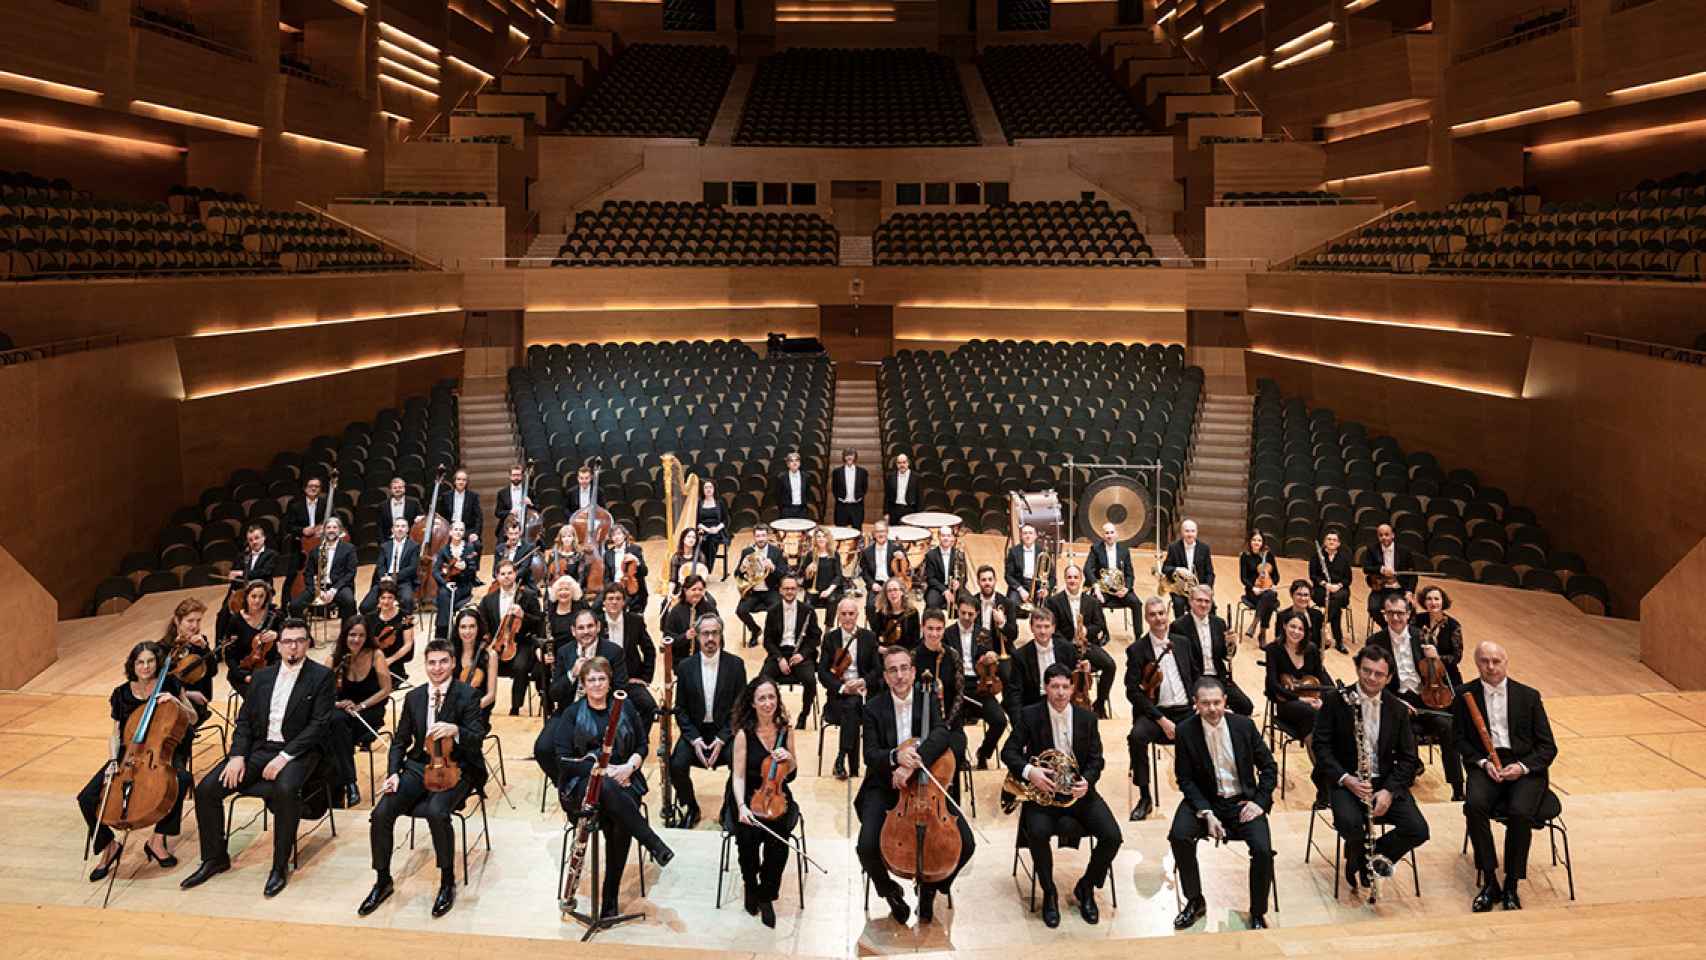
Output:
[879,680,963,892]
[411,465,452,601]
[569,457,614,593]
[100,649,195,832]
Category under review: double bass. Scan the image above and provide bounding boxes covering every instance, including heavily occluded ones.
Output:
[879,680,962,891]
[289,468,339,598]
[100,650,195,831]
[569,457,614,593]
[411,465,452,601]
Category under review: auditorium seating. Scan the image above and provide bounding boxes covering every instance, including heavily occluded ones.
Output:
[90,383,460,612]
[339,192,492,206]
[872,199,1155,266]
[1219,191,1364,206]
[978,44,1148,141]
[509,341,835,537]
[552,200,838,266]
[1248,380,1610,611]
[880,341,1202,534]
[735,48,977,147]
[560,43,733,141]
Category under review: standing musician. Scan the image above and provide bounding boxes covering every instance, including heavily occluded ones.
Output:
[772,450,814,521]
[1168,676,1277,930]
[368,584,415,685]
[1003,662,1123,928]
[856,645,976,925]
[78,641,193,881]
[1456,641,1557,912]
[1368,593,1464,800]
[1280,579,1327,652]
[761,574,821,729]
[534,608,626,786]
[359,639,487,919]
[281,475,328,607]
[182,620,332,898]
[1310,645,1430,895]
[326,619,391,809]
[288,517,356,625]
[568,463,598,513]
[478,558,544,717]
[913,611,966,801]
[431,521,480,642]
[1310,530,1354,653]
[159,598,215,719]
[884,453,920,527]
[362,517,421,615]
[818,597,879,781]
[970,565,1020,656]
[490,519,538,588]
[695,479,728,569]
[1172,585,1253,716]
[1238,531,1280,647]
[921,527,968,613]
[381,475,422,530]
[493,464,532,538]
[859,520,899,615]
[1047,564,1115,717]
[724,677,801,927]
[220,525,278,638]
[947,596,1007,770]
[1004,523,1056,610]
[223,580,280,697]
[433,467,483,547]
[1362,523,1418,621]
[669,613,747,828]
[1083,521,1139,621]
[1267,608,1333,739]
[599,585,657,738]
[1161,519,1214,618]
[1415,585,1466,689]
[1127,595,1198,822]
[832,447,869,528]
[604,523,648,615]
[661,575,718,661]
[734,526,785,648]
[803,527,845,627]
[870,578,921,652]
[1007,606,1078,721]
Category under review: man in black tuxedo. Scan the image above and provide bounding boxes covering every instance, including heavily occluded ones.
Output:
[859,520,900,615]
[477,558,544,716]
[288,517,357,623]
[598,585,657,736]
[359,639,488,918]
[567,463,598,513]
[1362,523,1418,619]
[1083,521,1139,621]
[534,608,626,785]
[1002,663,1123,927]
[1004,523,1055,611]
[603,524,647,614]
[856,645,975,925]
[734,525,785,646]
[1168,676,1278,930]
[220,524,279,635]
[488,519,537,586]
[361,517,421,615]
[1007,606,1078,722]
[969,565,1020,656]
[761,574,821,728]
[884,453,920,527]
[282,475,329,608]
[1311,645,1430,894]
[831,447,868,528]
[1161,519,1214,618]
[818,597,880,781]
[1455,641,1558,912]
[1047,564,1115,717]
[771,450,814,521]
[1170,585,1253,717]
[380,475,423,531]
[1368,594,1464,798]
[946,596,1007,769]
[1127,595,1199,821]
[669,612,747,827]
[921,527,968,613]
[182,620,333,897]
[434,467,483,546]
[492,464,532,537]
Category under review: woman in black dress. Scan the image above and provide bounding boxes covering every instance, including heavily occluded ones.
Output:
[77,641,192,879]
[368,583,414,685]
[1266,610,1333,739]
[1414,584,1466,689]
[695,479,727,569]
[723,676,800,927]
[663,528,705,619]
[661,574,719,661]
[327,618,392,808]
[432,521,480,640]
[544,574,585,642]
[803,528,844,630]
[221,580,279,697]
[452,607,499,721]
[869,578,920,652]
[1238,530,1280,647]
[1278,578,1326,651]
[158,597,214,722]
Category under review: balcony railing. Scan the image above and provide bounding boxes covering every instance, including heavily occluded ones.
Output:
[1454,4,1577,63]
[131,5,254,61]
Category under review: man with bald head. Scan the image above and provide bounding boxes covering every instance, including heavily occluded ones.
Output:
[1362,523,1418,620]
[1161,519,1214,618]
[1453,642,1557,912]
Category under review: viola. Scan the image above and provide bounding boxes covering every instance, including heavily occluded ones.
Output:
[620,555,641,596]
[829,645,854,682]
[975,650,1004,698]
[239,610,281,671]
[1140,639,1171,702]
[493,600,524,663]
[1070,659,1094,711]
[465,641,491,692]
[101,652,194,831]
[749,726,794,821]
[424,729,461,792]
[168,635,215,686]
[878,714,962,886]
[1418,652,1453,710]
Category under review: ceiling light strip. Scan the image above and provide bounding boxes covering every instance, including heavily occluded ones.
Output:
[188,348,463,399]
[1249,348,1520,397]
[1246,308,1510,337]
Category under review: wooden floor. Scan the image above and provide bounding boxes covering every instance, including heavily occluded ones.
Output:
[3,531,1700,958]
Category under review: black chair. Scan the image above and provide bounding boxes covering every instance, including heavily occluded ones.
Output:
[406,789,492,882]
[223,775,339,869]
[1303,796,1421,898]
[1458,788,1573,900]
[1011,819,1120,912]
[715,809,810,909]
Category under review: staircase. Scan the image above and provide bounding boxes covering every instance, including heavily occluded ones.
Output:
[706,62,756,146]
[458,377,522,536]
[827,379,882,525]
[1179,393,1253,549]
[839,235,873,266]
[522,232,565,267]
[1146,232,1189,264]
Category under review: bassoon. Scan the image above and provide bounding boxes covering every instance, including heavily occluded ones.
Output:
[559,690,627,912]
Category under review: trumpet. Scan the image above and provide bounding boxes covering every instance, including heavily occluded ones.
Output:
[999,748,1080,813]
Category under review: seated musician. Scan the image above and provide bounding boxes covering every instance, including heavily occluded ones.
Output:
[668,613,747,828]
[544,574,584,650]
[664,528,703,614]
[282,475,328,603]
[220,525,277,637]
[946,596,1007,770]
[803,527,845,626]
[478,558,543,717]
[970,564,1020,656]
[327,619,392,809]
[362,518,420,615]
[604,523,647,614]
[222,580,279,697]
[817,597,879,781]
[859,520,899,615]
[724,677,800,927]
[921,527,967,613]
[79,641,193,881]
[1456,641,1557,912]
[599,585,657,739]
[552,656,675,919]
[914,610,967,801]
[856,645,975,925]
[1004,523,1055,611]
[871,578,921,651]
[734,525,784,648]
[1007,606,1078,723]
[1279,578,1326,652]
[1083,521,1139,619]
[1415,585,1466,688]
[1266,609,1332,739]
[1161,519,1214,618]
[1368,594,1464,800]
[450,608,496,721]
[1002,663,1123,928]
[182,620,333,898]
[159,598,214,720]
[432,521,480,640]
[367,584,415,686]
[1168,676,1278,930]
[1126,595,1198,822]
[489,519,537,588]
[288,517,357,624]
[535,608,627,785]
[761,574,821,729]
[1238,530,1280,647]
[695,480,728,569]
[1310,531,1353,653]
[772,450,813,521]
[1362,523,1418,620]
[1171,584,1253,716]
[661,574,717,662]
[1047,564,1115,717]
[544,525,587,607]
[360,638,487,918]
[1310,645,1430,894]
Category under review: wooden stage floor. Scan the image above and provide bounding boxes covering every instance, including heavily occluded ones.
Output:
[4,532,1700,958]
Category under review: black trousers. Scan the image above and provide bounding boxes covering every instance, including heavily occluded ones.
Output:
[761,654,817,714]
[1081,643,1117,711]
[736,804,800,902]
[359,581,415,616]
[290,586,356,623]
[78,763,189,855]
[668,736,731,812]
[1211,672,1255,717]
[193,743,318,871]
[855,790,974,899]
[699,534,725,571]
[369,761,472,877]
[562,779,663,908]
[833,500,864,527]
[735,590,777,644]
[824,691,864,773]
[624,682,659,745]
[1020,791,1124,893]
[533,715,566,786]
[325,707,384,792]
[1168,796,1273,913]
[497,642,540,713]
[1367,585,1408,620]
[960,687,1008,762]
[1244,588,1279,634]
[1465,760,1548,881]
[1099,589,1140,618]
[1274,698,1320,740]
[1328,784,1430,871]
[1129,704,1194,798]
[1314,585,1350,643]
[1398,691,1463,787]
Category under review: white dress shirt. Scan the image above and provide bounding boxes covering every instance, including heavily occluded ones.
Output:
[1194,615,1215,676]
[892,693,914,744]
[425,680,459,743]
[388,536,406,574]
[893,471,910,505]
[1182,542,1196,575]
[266,660,305,751]
[451,491,466,524]
[1351,690,1382,780]
[304,498,320,527]
[873,543,890,582]
[1152,633,1188,707]
[957,624,978,675]
[979,593,997,632]
[1035,640,1057,692]
[389,497,409,525]
[1381,543,1396,572]
[780,601,800,647]
[498,586,517,621]
[606,613,624,648]
[839,630,861,684]
[1022,546,1036,578]
[700,654,720,724]
[576,485,593,509]
[1485,680,1512,751]
[842,465,859,502]
[508,483,524,516]
[246,550,264,575]
[788,471,803,505]
[1390,628,1421,693]
[1205,715,1241,798]
[1065,590,1085,634]
[1104,543,1119,572]
[1022,702,1075,783]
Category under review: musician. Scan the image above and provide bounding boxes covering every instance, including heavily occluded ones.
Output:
[818,597,879,781]
[382,475,422,530]
[489,519,537,587]
[159,598,215,718]
[223,580,280,696]
[1008,606,1078,721]
[431,521,480,641]
[1168,676,1277,930]
[1310,531,1354,652]
[1362,523,1418,620]
[359,639,487,919]
[884,453,920,527]
[433,468,483,546]
[859,520,899,613]
[1083,521,1138,619]
[327,618,391,809]
[79,641,193,881]
[536,608,627,784]
[452,608,499,722]
[1238,531,1280,647]
[914,611,966,800]
[1004,523,1055,610]
[1267,609,1332,739]
[664,528,703,611]
[493,464,532,535]
[477,558,544,717]
[361,517,420,615]
[569,463,598,512]
[1161,520,1214,617]
[921,527,968,612]
[288,517,357,624]
[220,525,278,637]
[1455,642,1557,912]
[856,645,976,925]
[695,479,727,569]
[182,620,333,898]
[803,527,845,626]
[771,450,813,521]
[947,596,1007,769]
[281,475,328,603]
[661,574,718,662]
[544,525,587,605]
[604,523,647,614]
[669,613,747,827]
[1415,585,1466,688]
[1311,645,1430,894]
[1368,593,1464,799]
[1047,564,1115,717]
[832,447,869,527]
[1172,585,1253,716]
[599,585,657,737]
[761,575,821,728]
[970,565,1020,655]
[871,578,921,651]
[544,575,586,643]
[1127,595,1197,821]
[724,677,800,927]
[1280,578,1326,651]
[368,584,415,685]
[734,526,784,647]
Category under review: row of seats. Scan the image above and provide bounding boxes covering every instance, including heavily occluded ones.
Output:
[736,48,978,147]
[1218,191,1362,206]
[552,200,837,266]
[979,43,1147,141]
[561,43,733,141]
[873,199,1155,266]
[338,192,491,206]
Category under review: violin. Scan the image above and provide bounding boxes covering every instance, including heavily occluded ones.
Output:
[100,651,194,831]
[975,650,1004,698]
[1417,618,1454,710]
[878,691,962,887]
[1070,659,1094,711]
[1281,672,1327,706]
[1140,638,1171,702]
[372,621,399,658]
[493,598,524,663]
[830,645,854,682]
[239,610,281,671]
[620,555,641,596]
[749,725,794,821]
[439,546,468,584]
[168,635,215,686]
[424,728,461,792]
[465,640,491,692]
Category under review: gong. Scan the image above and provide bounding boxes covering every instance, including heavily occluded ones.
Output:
[1076,475,1155,547]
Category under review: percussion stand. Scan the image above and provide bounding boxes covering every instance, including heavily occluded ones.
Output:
[1064,459,1170,619]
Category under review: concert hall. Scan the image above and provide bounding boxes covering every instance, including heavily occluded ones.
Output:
[3,0,1705,956]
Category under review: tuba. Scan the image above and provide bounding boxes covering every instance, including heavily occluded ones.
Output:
[999,748,1080,813]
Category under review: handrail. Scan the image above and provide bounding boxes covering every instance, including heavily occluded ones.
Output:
[0,333,119,366]
[567,157,646,217]
[293,200,444,271]
[1453,5,1578,63]
[480,255,1269,269]
[1066,154,1154,233]
[130,10,254,61]
[1214,197,1380,207]
[1271,200,1416,271]
[1584,332,1706,364]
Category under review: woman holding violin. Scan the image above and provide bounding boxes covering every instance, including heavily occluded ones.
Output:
[1414,585,1465,689]
[1278,578,1326,652]
[432,521,480,641]
[1265,609,1333,739]
[543,525,586,602]
[222,580,280,697]
[77,641,193,880]
[327,618,393,808]
[453,607,499,721]
[696,479,728,569]
[870,579,920,652]
[159,598,214,720]
[724,676,800,927]
[1238,530,1280,647]
[368,584,415,685]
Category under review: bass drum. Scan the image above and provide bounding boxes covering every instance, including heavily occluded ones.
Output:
[1008,490,1063,548]
[1076,475,1156,548]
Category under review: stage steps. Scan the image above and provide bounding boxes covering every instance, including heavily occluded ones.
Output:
[827,379,881,523]
[459,377,520,535]
[1180,393,1252,548]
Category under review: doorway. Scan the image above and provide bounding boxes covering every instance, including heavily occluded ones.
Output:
[830,181,883,236]
[818,305,892,381]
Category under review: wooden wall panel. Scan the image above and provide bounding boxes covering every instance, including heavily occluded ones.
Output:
[1444,29,1579,127]
[0,0,109,91]
[1643,536,1706,691]
[1324,120,1430,182]
[1200,204,1381,264]
[895,307,1185,344]
[173,311,466,401]
[1247,33,1438,127]
[132,31,267,128]
[329,205,507,271]
[1246,311,1533,398]
[280,75,373,151]
[261,129,380,209]
[525,308,818,346]
[0,544,58,689]
[0,94,187,204]
[385,142,506,197]
[1598,0,1706,94]
[1197,141,1326,198]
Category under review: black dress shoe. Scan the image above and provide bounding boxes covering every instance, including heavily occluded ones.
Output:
[759,900,777,928]
[918,887,936,923]
[88,844,123,883]
[1172,896,1206,929]
[1335,642,1349,654]
[1451,785,1465,802]
[1250,913,1269,929]
[833,756,848,781]
[650,841,676,870]
[358,878,394,916]
[1471,882,1500,913]
[681,806,701,830]
[795,713,809,730]
[143,842,177,870]
[1129,795,1153,822]
[600,897,620,919]
[263,868,289,898]
[975,756,990,771]
[744,885,759,915]
[1502,885,1523,911]
[883,890,911,925]
[344,784,362,808]
[432,882,456,917]
[1074,878,1099,925]
[179,858,230,890]
[1040,890,1061,928]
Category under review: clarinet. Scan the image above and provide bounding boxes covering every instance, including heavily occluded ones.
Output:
[1347,683,1394,903]
[560,690,628,912]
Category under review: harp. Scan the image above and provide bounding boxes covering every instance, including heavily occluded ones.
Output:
[659,453,701,593]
